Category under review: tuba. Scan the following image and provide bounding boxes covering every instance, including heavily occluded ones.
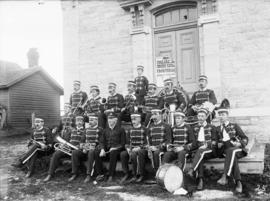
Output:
[54,135,79,156]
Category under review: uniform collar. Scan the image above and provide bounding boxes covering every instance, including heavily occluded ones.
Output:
[36,126,43,131]
[93,96,101,100]
[77,126,84,130]
[110,92,116,97]
[89,125,98,129]
[222,121,230,127]
[109,123,117,130]
[154,120,162,125]
[199,121,207,127]
[176,122,185,127]
[199,88,207,92]
[133,124,141,129]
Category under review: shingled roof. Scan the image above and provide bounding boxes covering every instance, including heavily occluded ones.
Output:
[0,60,64,95]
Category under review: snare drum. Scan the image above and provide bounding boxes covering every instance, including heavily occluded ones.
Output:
[156,164,183,193]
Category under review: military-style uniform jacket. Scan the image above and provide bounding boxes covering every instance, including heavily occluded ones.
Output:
[134,76,148,96]
[162,89,187,111]
[31,127,53,146]
[217,122,248,153]
[192,122,218,149]
[126,125,147,149]
[100,125,126,150]
[190,89,217,106]
[148,122,172,148]
[172,123,195,151]
[143,95,162,113]
[81,126,103,148]
[123,93,137,113]
[57,113,75,141]
[69,127,85,147]
[69,91,88,109]
[84,96,105,114]
[107,93,124,113]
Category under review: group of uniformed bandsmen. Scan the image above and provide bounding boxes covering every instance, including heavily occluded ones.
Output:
[12,65,249,193]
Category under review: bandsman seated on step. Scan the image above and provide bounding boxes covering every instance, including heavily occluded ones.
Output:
[105,82,124,126]
[70,113,103,183]
[12,118,53,178]
[162,78,187,112]
[187,108,218,191]
[216,105,248,193]
[69,80,88,116]
[163,111,195,170]
[94,112,126,182]
[147,109,172,172]
[44,116,85,182]
[84,85,106,128]
[187,75,217,119]
[141,83,163,126]
[120,81,138,123]
[120,113,148,184]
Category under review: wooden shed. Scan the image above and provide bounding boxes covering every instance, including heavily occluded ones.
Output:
[0,61,63,132]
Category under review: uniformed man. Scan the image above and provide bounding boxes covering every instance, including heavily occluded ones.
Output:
[44,116,83,182]
[187,108,218,190]
[187,75,217,117]
[43,104,75,182]
[94,112,126,182]
[12,118,53,178]
[216,107,248,193]
[67,116,86,182]
[84,85,106,128]
[162,78,187,112]
[120,113,148,183]
[70,113,103,183]
[105,82,124,125]
[134,65,149,105]
[147,109,172,171]
[69,80,88,116]
[120,81,137,122]
[142,83,162,126]
[163,111,195,170]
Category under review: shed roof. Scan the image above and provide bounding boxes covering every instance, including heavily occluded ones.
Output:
[0,61,64,95]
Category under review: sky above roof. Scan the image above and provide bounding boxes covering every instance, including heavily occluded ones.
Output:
[0,0,63,86]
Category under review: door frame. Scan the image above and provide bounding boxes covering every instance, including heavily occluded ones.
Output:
[151,1,200,90]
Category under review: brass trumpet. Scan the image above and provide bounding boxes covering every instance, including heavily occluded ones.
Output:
[54,135,79,156]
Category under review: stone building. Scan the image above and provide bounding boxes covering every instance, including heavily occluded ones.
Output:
[61,0,270,142]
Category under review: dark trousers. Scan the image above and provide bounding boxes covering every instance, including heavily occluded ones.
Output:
[163,150,188,170]
[26,149,50,173]
[120,149,148,176]
[152,150,164,171]
[191,148,214,178]
[71,149,98,175]
[94,149,121,177]
[48,150,69,175]
[218,146,246,181]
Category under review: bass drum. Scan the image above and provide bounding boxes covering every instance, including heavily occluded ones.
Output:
[156,164,183,193]
[158,86,189,112]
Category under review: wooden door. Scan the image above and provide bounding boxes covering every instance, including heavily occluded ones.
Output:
[176,28,199,92]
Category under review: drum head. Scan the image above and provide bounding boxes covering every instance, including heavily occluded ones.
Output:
[164,165,183,193]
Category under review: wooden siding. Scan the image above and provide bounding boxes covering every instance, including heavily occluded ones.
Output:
[0,89,9,109]
[8,72,61,129]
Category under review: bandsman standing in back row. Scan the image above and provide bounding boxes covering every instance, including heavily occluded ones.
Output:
[134,65,149,105]
[162,78,187,112]
[105,82,124,126]
[120,81,137,123]
[84,85,106,128]
[142,83,162,126]
[70,80,88,116]
[187,75,217,118]
[216,106,248,193]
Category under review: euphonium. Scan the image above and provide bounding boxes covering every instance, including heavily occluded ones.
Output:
[54,135,79,156]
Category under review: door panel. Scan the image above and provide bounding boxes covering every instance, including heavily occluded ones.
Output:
[176,28,199,92]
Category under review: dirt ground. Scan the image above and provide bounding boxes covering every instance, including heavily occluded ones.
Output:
[0,135,270,201]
